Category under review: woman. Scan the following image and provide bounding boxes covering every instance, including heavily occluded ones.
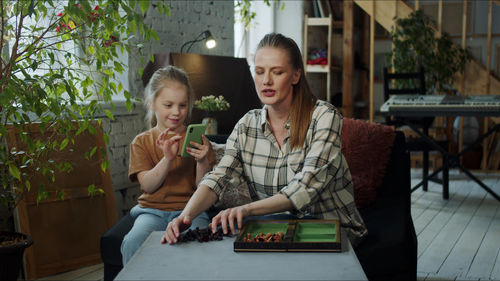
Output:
[162,33,367,245]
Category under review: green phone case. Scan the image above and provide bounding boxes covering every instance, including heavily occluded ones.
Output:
[180,124,206,157]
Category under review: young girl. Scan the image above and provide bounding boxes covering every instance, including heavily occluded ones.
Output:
[121,66,215,265]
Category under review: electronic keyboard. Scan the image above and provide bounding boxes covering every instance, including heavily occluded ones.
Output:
[380,95,500,117]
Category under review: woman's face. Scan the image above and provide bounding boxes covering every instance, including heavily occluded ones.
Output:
[151,80,189,133]
[254,47,301,109]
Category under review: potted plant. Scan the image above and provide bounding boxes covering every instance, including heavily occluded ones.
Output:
[0,1,167,279]
[194,95,230,135]
[388,10,470,94]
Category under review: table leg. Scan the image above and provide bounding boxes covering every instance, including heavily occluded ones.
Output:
[442,153,449,199]
[423,149,429,191]
[423,125,430,191]
[411,167,443,193]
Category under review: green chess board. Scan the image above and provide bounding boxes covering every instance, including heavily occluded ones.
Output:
[234,219,341,252]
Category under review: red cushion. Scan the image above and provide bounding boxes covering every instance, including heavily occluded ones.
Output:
[341,118,395,208]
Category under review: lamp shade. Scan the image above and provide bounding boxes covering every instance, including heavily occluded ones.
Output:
[205,35,216,49]
[180,30,217,53]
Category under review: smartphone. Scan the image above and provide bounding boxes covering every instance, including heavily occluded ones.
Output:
[180,124,206,157]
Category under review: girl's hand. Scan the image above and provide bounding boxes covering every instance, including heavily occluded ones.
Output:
[187,134,211,162]
[156,128,182,161]
[210,205,250,235]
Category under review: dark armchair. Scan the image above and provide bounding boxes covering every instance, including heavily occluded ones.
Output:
[101,118,417,281]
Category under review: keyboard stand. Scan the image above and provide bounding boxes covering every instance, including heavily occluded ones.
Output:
[380,94,500,201]
[403,120,500,201]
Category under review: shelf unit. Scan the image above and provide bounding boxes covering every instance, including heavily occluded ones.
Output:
[303,14,333,103]
[303,14,345,105]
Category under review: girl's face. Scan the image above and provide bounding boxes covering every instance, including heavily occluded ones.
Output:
[151,81,189,133]
[254,46,301,109]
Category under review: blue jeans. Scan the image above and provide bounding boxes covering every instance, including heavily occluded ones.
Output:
[120,205,210,265]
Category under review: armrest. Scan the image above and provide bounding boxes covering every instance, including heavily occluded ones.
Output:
[206,134,229,144]
[377,131,411,198]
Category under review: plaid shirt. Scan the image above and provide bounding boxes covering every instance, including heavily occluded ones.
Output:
[201,100,367,241]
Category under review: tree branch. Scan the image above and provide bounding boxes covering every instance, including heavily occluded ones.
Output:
[1,0,5,76]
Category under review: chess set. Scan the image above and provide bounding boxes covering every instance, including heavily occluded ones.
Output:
[233,219,341,252]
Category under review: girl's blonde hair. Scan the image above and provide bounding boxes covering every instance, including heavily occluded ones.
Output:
[256,33,318,150]
[144,66,194,128]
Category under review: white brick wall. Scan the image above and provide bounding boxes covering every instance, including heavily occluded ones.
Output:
[129,0,235,101]
[100,102,146,216]
[109,0,234,216]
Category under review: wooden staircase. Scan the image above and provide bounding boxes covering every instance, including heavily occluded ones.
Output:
[353,0,500,95]
[353,0,500,170]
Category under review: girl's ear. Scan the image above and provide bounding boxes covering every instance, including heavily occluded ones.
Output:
[292,68,301,85]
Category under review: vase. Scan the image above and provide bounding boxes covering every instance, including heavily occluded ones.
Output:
[202,116,218,135]
[0,231,33,281]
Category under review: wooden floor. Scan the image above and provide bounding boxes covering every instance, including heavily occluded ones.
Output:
[412,169,500,281]
[34,263,104,281]
[33,169,500,281]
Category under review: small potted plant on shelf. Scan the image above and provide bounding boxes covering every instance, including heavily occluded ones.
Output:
[0,1,167,280]
[194,95,230,135]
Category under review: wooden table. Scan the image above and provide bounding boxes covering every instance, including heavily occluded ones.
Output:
[115,230,367,280]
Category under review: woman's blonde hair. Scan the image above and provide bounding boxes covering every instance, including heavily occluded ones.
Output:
[144,66,194,128]
[256,33,317,150]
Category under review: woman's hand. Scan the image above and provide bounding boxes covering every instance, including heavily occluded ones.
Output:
[161,213,193,244]
[187,134,211,163]
[161,185,219,244]
[156,128,182,160]
[210,205,250,235]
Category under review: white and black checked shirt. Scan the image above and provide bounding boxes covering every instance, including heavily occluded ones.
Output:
[201,100,367,241]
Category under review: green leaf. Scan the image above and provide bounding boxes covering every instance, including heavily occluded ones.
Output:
[129,19,137,34]
[9,164,21,180]
[57,190,66,200]
[125,100,133,111]
[166,5,171,16]
[27,0,35,16]
[151,30,159,41]
[88,125,97,135]
[103,133,110,144]
[89,146,98,158]
[139,0,149,16]
[88,184,96,196]
[60,138,69,150]
[101,160,109,172]
[37,185,49,204]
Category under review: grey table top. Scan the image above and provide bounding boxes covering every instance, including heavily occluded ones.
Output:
[116,230,367,280]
